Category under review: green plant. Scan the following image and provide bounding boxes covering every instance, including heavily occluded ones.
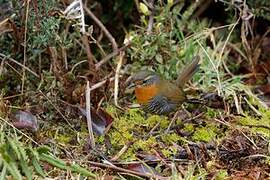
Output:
[0,132,95,179]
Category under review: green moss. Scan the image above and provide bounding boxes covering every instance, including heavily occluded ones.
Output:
[239,113,270,138]
[147,115,169,128]
[120,148,137,160]
[192,124,218,142]
[55,135,72,144]
[133,136,157,151]
[183,124,195,133]
[161,146,178,158]
[97,136,105,144]
[109,130,133,146]
[215,170,228,180]
[161,133,184,144]
[206,108,217,118]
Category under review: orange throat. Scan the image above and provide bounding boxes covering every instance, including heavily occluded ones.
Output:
[135,84,158,104]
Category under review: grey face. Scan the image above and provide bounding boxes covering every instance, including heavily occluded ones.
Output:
[126,70,160,89]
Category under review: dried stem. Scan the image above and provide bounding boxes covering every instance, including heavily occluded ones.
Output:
[114,51,124,107]
[90,77,115,91]
[146,0,154,35]
[86,81,95,148]
[95,43,130,69]
[22,0,31,94]
[81,34,95,69]
[39,91,75,130]
[0,53,39,78]
[86,161,163,179]
[111,142,133,161]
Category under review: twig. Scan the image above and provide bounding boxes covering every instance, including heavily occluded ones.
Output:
[1,94,22,100]
[86,81,95,148]
[22,0,31,94]
[165,111,180,133]
[146,0,154,35]
[241,124,270,130]
[217,18,240,68]
[192,0,212,18]
[0,53,39,78]
[144,121,160,139]
[95,43,130,69]
[90,77,115,91]
[39,90,75,131]
[111,142,133,161]
[81,34,95,68]
[70,59,87,73]
[83,5,118,52]
[215,112,259,149]
[243,97,262,116]
[79,0,94,68]
[86,161,165,179]
[114,51,124,107]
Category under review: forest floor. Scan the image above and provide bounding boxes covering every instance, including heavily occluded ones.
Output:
[0,0,269,179]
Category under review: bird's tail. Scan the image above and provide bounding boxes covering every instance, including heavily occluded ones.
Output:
[176,56,200,88]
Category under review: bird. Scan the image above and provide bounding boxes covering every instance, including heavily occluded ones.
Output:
[126,56,200,115]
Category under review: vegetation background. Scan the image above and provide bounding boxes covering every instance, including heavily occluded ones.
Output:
[0,0,269,179]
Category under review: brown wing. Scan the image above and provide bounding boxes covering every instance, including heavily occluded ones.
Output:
[157,80,186,104]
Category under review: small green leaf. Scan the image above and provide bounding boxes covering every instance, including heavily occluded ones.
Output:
[19,158,32,180]
[32,156,46,177]
[3,160,22,180]
[0,166,7,180]
[40,153,96,177]
[139,3,150,16]
[168,0,174,7]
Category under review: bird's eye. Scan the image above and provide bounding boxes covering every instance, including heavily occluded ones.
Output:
[142,79,147,84]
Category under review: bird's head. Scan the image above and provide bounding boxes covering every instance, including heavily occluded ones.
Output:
[125,70,160,89]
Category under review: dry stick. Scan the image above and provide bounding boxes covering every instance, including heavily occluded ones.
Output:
[86,81,95,148]
[215,112,259,149]
[21,0,31,94]
[81,34,95,68]
[111,142,133,161]
[0,52,39,78]
[39,90,75,131]
[95,43,130,69]
[86,161,162,179]
[114,51,124,107]
[192,0,212,18]
[90,77,115,91]
[84,5,118,52]
[146,0,154,35]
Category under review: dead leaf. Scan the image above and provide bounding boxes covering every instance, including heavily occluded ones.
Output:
[11,110,38,132]
[79,106,113,135]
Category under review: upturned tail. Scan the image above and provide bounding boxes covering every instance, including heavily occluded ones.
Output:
[176,56,200,88]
